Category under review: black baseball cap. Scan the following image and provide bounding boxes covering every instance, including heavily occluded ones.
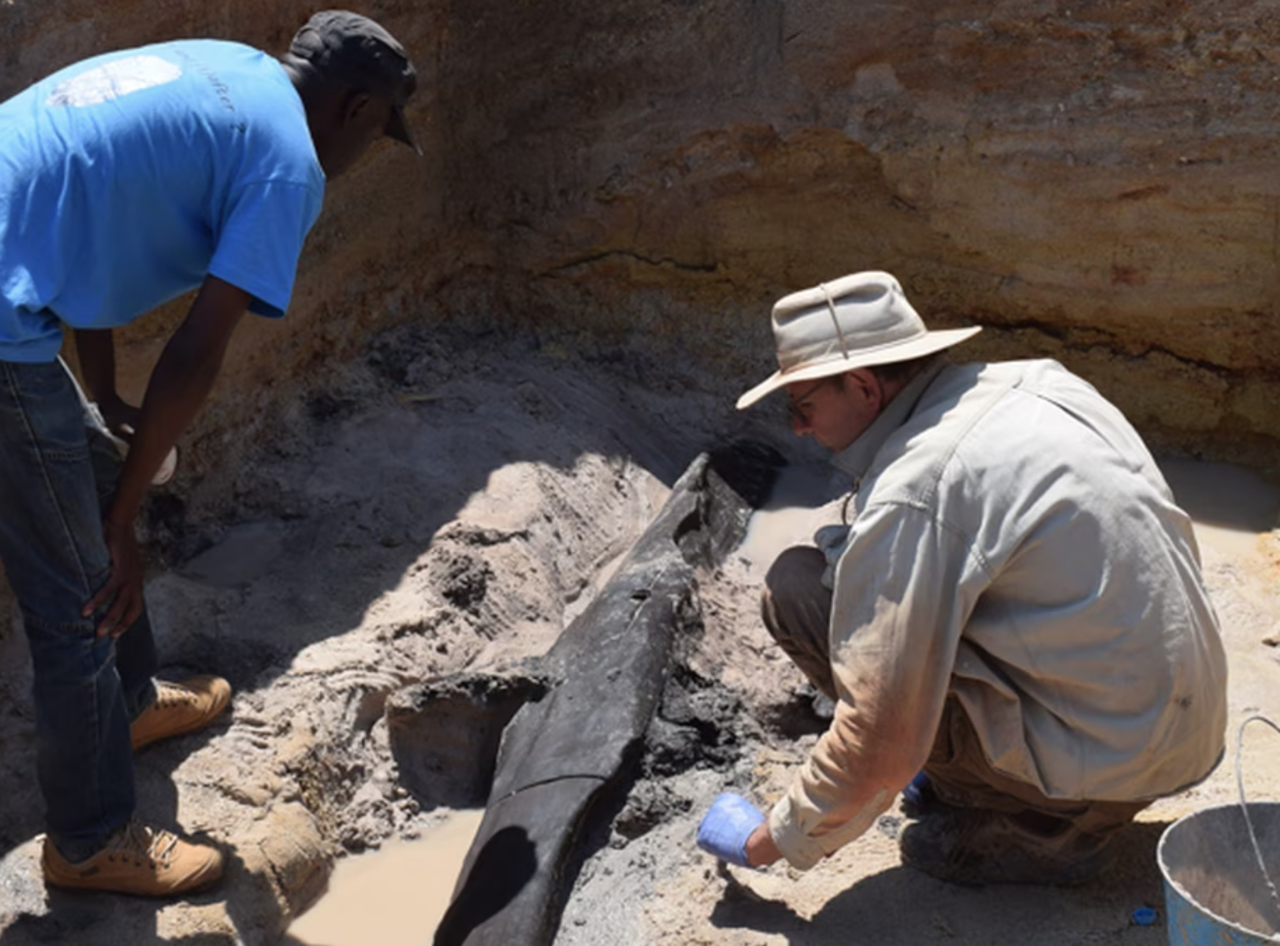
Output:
[289,10,421,154]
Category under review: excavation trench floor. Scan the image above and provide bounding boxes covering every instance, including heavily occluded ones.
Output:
[555,459,1280,946]
[308,456,1277,946]
[0,323,1277,946]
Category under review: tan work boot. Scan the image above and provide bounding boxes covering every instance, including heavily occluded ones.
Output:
[131,676,232,751]
[899,803,1116,886]
[42,820,224,897]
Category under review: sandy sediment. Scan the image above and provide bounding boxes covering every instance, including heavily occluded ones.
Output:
[0,319,1276,945]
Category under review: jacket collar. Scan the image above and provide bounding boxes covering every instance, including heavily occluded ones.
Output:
[830,360,948,483]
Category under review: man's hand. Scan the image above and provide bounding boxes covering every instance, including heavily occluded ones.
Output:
[98,397,142,444]
[103,275,248,526]
[73,329,140,439]
[743,821,782,867]
[83,519,144,637]
[697,793,767,868]
[74,328,140,448]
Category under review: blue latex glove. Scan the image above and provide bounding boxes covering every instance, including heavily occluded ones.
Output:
[697,793,765,867]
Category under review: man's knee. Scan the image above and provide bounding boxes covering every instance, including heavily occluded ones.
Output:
[761,546,826,636]
[760,546,838,701]
[765,544,826,588]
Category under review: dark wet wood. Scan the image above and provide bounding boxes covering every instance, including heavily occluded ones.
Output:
[433,441,783,946]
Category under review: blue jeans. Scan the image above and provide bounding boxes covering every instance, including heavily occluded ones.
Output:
[0,359,157,861]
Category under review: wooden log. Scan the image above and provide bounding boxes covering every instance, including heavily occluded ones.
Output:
[432,441,783,946]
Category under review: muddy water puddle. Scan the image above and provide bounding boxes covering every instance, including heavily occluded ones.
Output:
[742,457,1278,571]
[284,809,483,946]
[1159,458,1279,565]
[739,462,847,568]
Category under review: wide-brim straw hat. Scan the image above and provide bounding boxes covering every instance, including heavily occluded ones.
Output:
[736,270,981,409]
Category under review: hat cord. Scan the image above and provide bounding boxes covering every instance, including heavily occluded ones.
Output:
[820,283,851,361]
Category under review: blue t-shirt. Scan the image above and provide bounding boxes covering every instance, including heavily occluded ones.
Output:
[0,39,325,362]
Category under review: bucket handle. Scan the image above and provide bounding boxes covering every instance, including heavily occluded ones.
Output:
[1235,713,1280,926]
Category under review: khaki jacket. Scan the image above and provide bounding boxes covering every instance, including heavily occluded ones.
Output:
[769,359,1228,869]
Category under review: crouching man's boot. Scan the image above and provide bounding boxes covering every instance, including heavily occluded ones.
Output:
[899,805,1117,886]
[42,820,224,897]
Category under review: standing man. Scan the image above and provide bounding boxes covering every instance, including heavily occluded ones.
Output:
[697,271,1227,885]
[0,11,420,897]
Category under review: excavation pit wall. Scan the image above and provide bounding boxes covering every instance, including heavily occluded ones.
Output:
[2,0,1278,493]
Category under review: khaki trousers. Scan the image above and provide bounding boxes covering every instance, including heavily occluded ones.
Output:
[761,545,1146,835]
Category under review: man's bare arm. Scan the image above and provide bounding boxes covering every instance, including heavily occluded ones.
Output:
[84,275,251,635]
[74,328,141,434]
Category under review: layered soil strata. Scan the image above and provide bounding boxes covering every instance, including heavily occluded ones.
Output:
[1,0,1276,483]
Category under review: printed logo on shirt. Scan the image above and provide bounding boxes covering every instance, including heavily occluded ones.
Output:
[46,55,182,108]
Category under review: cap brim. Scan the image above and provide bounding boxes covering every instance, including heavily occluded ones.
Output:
[735,326,982,410]
[386,104,422,155]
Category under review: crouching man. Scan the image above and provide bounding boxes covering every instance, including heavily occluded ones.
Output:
[697,271,1227,885]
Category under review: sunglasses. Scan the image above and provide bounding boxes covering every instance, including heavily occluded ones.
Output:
[787,377,834,423]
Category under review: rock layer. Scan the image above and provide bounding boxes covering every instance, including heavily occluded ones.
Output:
[1,0,1276,478]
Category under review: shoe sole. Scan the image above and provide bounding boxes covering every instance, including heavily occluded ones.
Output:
[44,871,223,897]
[43,857,224,898]
[132,710,226,751]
